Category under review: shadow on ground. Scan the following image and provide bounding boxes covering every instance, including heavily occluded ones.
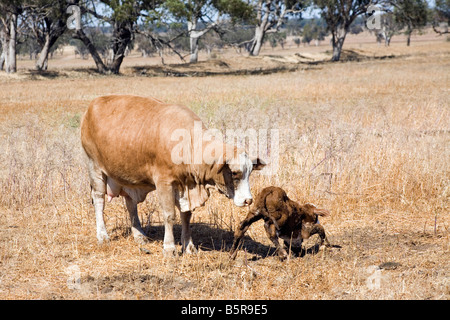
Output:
[112,222,334,260]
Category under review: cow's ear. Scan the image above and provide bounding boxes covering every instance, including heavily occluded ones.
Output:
[217,161,227,174]
[251,157,266,171]
[313,207,330,217]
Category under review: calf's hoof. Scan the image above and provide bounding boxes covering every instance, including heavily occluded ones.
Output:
[277,248,288,260]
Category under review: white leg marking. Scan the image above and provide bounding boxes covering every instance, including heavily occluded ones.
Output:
[92,190,109,244]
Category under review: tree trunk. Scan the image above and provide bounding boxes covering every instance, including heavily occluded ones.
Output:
[250,26,264,56]
[75,29,108,74]
[0,29,6,71]
[405,25,412,46]
[0,51,4,70]
[188,20,200,63]
[108,22,132,74]
[6,13,17,73]
[35,20,66,71]
[385,36,391,46]
[331,29,347,62]
[250,26,265,56]
[190,35,199,63]
[36,35,51,71]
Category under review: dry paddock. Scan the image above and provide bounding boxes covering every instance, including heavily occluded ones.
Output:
[0,41,448,299]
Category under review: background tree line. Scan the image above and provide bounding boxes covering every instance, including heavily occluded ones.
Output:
[0,0,447,74]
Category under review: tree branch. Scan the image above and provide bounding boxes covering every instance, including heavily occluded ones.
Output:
[432,24,450,35]
[135,29,187,63]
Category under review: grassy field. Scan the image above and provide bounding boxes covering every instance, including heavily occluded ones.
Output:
[0,38,449,300]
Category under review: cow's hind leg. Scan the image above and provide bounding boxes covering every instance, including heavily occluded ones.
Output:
[181,211,197,254]
[124,195,148,244]
[87,158,109,244]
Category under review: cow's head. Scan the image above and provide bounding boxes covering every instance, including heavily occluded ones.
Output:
[214,148,265,207]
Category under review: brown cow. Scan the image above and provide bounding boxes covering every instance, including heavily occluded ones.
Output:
[81,95,264,256]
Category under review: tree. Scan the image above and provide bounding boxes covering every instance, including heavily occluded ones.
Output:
[72,0,160,74]
[25,0,69,70]
[301,18,327,45]
[265,30,286,49]
[392,0,428,46]
[249,0,305,56]
[219,23,255,53]
[313,0,378,61]
[0,0,23,73]
[377,12,401,46]
[432,0,449,34]
[163,0,253,63]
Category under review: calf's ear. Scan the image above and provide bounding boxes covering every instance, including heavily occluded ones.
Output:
[314,208,330,217]
[250,157,266,171]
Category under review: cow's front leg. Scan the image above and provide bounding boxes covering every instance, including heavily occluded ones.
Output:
[157,182,177,257]
[181,211,197,254]
[124,195,148,244]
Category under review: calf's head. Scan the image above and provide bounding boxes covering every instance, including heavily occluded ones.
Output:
[298,203,330,240]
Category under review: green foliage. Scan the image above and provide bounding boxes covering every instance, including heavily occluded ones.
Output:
[163,0,193,19]
[212,0,256,23]
[220,24,254,44]
[301,19,327,44]
[434,0,450,23]
[163,0,255,22]
[264,31,287,49]
[313,0,374,30]
[393,0,428,33]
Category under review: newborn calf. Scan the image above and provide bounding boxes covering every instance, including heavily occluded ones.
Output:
[230,186,330,260]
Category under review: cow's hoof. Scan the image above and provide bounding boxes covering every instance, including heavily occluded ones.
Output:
[97,232,110,245]
[133,233,149,245]
[182,243,198,255]
[163,245,177,258]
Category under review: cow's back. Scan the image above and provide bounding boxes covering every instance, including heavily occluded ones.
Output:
[81,95,202,186]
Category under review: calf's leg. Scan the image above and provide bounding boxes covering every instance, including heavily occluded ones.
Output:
[264,221,288,259]
[309,224,331,247]
[230,209,262,259]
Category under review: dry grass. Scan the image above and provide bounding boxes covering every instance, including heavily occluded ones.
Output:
[0,40,448,300]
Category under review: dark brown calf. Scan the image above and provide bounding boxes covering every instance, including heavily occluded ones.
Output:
[230,186,330,259]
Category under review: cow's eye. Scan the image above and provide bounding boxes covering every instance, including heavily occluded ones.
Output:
[231,171,242,180]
